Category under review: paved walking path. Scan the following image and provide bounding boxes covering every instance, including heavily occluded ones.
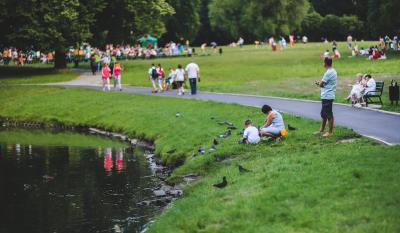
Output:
[51,72,400,145]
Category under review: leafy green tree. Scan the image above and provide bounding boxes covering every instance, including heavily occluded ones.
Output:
[91,0,174,46]
[209,0,309,41]
[160,0,200,43]
[301,11,324,41]
[0,0,173,68]
[367,0,400,36]
[0,0,105,68]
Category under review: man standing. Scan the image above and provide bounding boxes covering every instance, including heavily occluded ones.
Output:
[185,61,200,95]
[315,57,337,137]
[148,64,158,93]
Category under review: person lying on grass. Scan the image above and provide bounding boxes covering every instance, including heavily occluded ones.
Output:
[240,119,260,144]
[260,104,286,139]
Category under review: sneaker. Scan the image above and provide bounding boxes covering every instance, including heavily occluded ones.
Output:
[322,132,333,137]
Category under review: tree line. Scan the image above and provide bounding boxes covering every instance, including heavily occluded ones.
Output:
[0,0,398,68]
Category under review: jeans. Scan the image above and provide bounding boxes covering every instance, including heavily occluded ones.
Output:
[189,78,197,94]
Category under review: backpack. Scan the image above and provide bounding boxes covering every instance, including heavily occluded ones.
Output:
[151,68,158,79]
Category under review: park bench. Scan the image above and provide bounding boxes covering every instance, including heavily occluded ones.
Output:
[364,81,384,107]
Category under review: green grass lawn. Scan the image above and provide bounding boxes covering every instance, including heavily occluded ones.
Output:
[0,86,399,232]
[1,42,399,111]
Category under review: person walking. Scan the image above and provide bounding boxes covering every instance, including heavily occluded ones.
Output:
[156,64,165,92]
[101,63,111,91]
[314,57,337,137]
[174,64,186,95]
[113,62,123,91]
[148,64,158,93]
[185,61,200,95]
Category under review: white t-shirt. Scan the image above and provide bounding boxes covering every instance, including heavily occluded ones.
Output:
[174,68,185,81]
[243,126,260,144]
[365,78,376,93]
[185,63,199,79]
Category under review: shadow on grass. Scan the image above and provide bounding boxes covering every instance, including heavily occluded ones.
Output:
[0,66,62,79]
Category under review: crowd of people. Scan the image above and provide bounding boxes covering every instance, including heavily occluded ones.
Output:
[0,47,54,66]
[319,35,400,60]
[147,61,200,96]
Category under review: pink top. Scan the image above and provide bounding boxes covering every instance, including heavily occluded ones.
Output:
[102,67,111,78]
[114,67,121,76]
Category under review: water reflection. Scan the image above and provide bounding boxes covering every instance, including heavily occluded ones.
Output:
[0,129,161,233]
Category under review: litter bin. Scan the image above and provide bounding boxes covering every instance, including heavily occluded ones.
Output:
[389,80,399,105]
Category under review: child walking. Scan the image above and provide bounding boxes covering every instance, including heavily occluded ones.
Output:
[174,64,186,95]
[101,63,111,91]
[113,62,123,91]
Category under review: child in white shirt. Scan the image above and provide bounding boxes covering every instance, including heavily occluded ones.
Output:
[242,119,260,144]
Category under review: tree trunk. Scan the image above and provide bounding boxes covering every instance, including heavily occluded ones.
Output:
[54,50,67,69]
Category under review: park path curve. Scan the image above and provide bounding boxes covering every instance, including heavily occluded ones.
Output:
[50,72,400,145]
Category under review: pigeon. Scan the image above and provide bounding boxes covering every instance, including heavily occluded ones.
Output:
[198,147,206,154]
[213,139,219,145]
[176,112,181,117]
[213,176,227,188]
[238,165,251,173]
[288,124,296,131]
[218,130,232,138]
[209,145,216,152]
[224,130,231,137]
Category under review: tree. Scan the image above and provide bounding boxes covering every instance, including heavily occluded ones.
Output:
[91,0,174,46]
[160,0,200,44]
[0,0,106,68]
[301,11,324,41]
[209,0,309,41]
[367,0,400,36]
[0,0,174,68]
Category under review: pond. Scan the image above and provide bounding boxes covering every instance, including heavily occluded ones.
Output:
[0,128,163,233]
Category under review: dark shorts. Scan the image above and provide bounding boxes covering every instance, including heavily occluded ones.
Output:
[321,99,334,119]
[176,81,184,88]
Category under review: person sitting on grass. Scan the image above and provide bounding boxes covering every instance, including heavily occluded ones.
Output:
[260,105,286,139]
[241,119,260,144]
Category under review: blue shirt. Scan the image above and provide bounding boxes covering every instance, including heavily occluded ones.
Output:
[321,68,337,100]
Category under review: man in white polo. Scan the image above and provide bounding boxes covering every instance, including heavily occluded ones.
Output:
[185,61,200,95]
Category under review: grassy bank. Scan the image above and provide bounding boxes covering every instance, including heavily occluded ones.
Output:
[0,86,399,232]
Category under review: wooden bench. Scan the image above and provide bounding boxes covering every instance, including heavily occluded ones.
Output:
[364,81,384,107]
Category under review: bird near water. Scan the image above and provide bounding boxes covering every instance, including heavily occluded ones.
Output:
[213,176,227,188]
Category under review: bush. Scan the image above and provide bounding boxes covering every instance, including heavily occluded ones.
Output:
[301,11,323,41]
[301,13,364,41]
